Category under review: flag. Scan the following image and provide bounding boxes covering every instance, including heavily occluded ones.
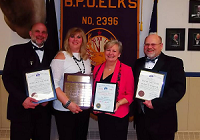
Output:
[138,0,155,58]
[45,0,59,58]
[149,0,158,33]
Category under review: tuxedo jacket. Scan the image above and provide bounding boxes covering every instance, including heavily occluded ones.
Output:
[171,39,179,46]
[132,52,186,134]
[2,41,55,122]
[93,60,134,118]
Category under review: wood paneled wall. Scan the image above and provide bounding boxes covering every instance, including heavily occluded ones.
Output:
[0,76,200,131]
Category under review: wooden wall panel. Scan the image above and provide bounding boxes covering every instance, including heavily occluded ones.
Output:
[0,76,200,131]
[0,76,10,129]
[188,77,200,131]
[177,77,189,131]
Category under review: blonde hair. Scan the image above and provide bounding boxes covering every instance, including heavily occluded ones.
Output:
[62,27,88,60]
[104,40,123,53]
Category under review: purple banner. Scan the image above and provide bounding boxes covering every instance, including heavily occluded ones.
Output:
[61,0,139,67]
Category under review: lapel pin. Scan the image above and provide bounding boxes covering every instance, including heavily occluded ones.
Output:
[30,61,33,65]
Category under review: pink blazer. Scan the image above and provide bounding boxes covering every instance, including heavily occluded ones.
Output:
[93,60,134,118]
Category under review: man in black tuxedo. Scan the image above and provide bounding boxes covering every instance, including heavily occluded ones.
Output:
[132,34,186,140]
[194,33,200,46]
[171,34,179,46]
[2,23,55,140]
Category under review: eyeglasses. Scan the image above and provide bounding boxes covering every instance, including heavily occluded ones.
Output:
[144,43,161,47]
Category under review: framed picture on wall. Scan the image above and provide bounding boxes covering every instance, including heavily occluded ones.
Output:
[165,28,185,51]
[189,0,200,23]
[188,28,200,50]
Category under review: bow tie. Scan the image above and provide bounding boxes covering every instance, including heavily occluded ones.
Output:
[33,46,44,51]
[146,57,158,63]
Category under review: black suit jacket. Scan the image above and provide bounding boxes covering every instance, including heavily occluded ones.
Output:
[132,52,186,134]
[171,39,179,46]
[2,41,55,122]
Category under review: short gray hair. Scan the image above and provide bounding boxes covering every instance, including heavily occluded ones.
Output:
[144,33,162,44]
[104,40,123,53]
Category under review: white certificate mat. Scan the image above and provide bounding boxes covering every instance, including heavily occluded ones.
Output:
[25,68,57,103]
[93,82,117,113]
[136,70,166,100]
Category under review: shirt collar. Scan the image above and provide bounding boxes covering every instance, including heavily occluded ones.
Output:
[31,40,44,49]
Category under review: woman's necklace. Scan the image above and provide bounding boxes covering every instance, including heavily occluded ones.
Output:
[94,62,121,98]
[106,64,115,71]
[72,55,85,73]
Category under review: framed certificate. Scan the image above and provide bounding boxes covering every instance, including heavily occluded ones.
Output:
[136,70,167,100]
[25,68,57,103]
[63,73,93,109]
[93,82,117,113]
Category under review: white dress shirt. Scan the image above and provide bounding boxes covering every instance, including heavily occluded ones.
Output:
[31,41,44,63]
[145,58,158,69]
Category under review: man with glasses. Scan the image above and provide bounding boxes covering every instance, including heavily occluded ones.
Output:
[132,34,186,140]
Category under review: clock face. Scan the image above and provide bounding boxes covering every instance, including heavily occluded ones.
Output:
[86,28,117,66]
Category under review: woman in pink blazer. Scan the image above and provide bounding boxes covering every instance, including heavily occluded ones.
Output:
[93,40,134,140]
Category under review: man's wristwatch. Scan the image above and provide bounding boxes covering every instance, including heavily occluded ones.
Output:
[62,100,71,109]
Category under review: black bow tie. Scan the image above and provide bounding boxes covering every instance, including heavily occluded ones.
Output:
[33,46,44,51]
[146,57,158,63]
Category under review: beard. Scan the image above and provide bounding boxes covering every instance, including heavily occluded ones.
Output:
[146,52,156,59]
[32,38,46,47]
